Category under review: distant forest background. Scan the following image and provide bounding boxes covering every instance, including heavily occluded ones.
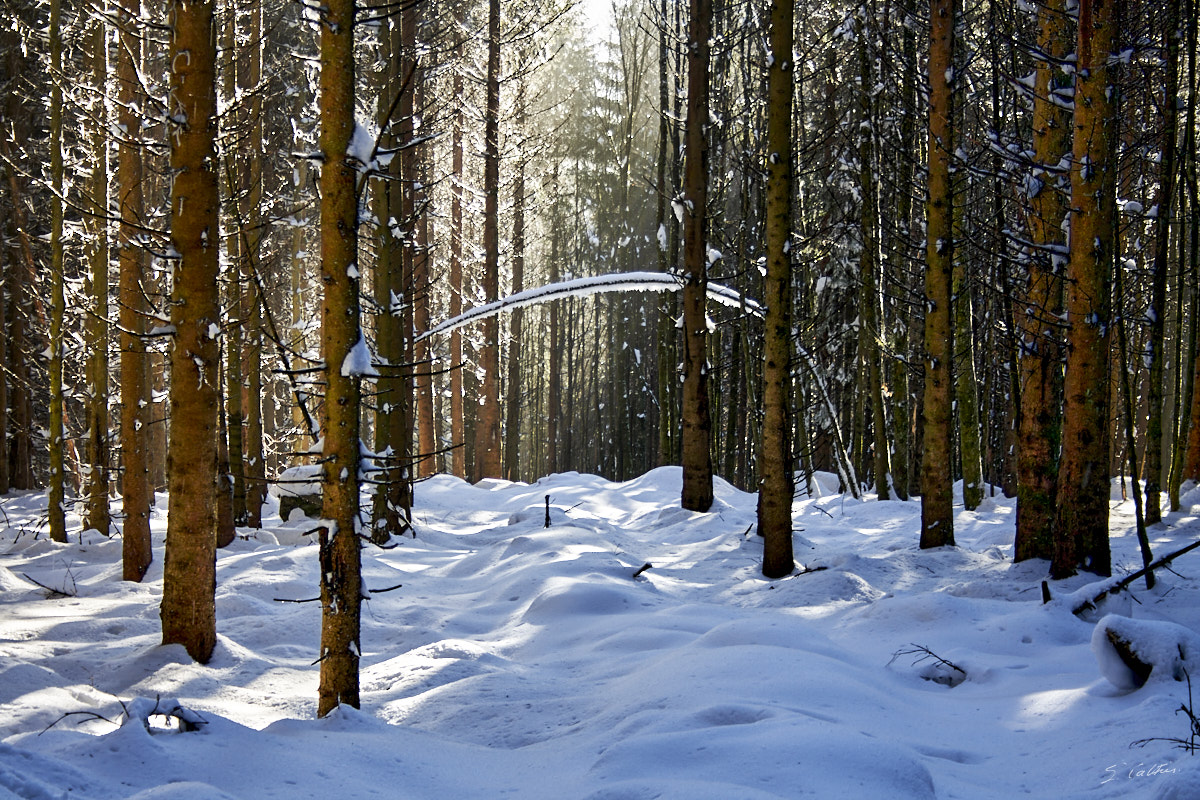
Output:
[0,0,1195,569]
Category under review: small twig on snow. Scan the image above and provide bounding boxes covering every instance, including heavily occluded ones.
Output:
[889,643,966,677]
[38,709,117,735]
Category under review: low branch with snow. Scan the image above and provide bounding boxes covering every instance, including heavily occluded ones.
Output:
[416,271,763,342]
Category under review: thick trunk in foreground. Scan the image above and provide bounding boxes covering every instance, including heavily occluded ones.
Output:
[920,0,956,549]
[316,0,362,717]
[759,0,795,578]
[1053,0,1117,579]
[1015,0,1071,562]
[916,0,955,551]
[161,0,220,663]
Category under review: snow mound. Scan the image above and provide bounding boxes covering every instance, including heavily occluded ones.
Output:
[2,470,1200,798]
[126,783,241,800]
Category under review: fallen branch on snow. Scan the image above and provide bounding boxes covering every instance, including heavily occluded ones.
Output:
[1068,539,1200,616]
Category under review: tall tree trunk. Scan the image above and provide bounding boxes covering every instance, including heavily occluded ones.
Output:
[85,15,112,536]
[504,81,527,482]
[547,165,561,476]
[1014,0,1070,562]
[1144,0,1181,526]
[449,21,466,479]
[679,0,714,512]
[118,0,150,580]
[1,51,35,493]
[372,14,412,540]
[242,0,265,527]
[953,248,983,510]
[410,0,434,479]
[889,1,918,502]
[858,1,891,500]
[477,0,503,479]
[949,7,982,512]
[47,0,67,543]
[1053,0,1118,579]
[317,0,362,717]
[920,0,956,549]
[655,0,675,468]
[1170,0,1198,505]
[0,242,8,495]
[3,206,33,490]
[220,0,246,530]
[161,0,220,663]
[759,0,795,578]
[290,84,311,456]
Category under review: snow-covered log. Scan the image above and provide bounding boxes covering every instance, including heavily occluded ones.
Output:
[1092,615,1200,690]
[122,697,208,733]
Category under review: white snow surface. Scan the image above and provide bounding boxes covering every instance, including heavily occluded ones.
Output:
[3,471,1200,799]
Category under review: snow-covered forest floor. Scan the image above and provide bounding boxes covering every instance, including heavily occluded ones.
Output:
[2,469,1200,799]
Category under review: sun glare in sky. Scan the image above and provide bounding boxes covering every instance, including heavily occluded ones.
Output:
[580,0,614,40]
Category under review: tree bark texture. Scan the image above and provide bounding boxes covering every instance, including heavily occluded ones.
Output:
[759,0,795,578]
[858,5,891,501]
[449,22,466,479]
[161,0,221,663]
[118,0,152,580]
[920,0,956,549]
[85,17,111,536]
[1053,0,1118,579]
[48,0,67,543]
[317,0,362,716]
[476,0,503,479]
[371,14,412,541]
[1015,0,1071,562]
[408,1,434,480]
[504,81,527,483]
[680,0,714,513]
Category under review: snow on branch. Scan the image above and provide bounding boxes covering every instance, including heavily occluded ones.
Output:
[416,272,763,343]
